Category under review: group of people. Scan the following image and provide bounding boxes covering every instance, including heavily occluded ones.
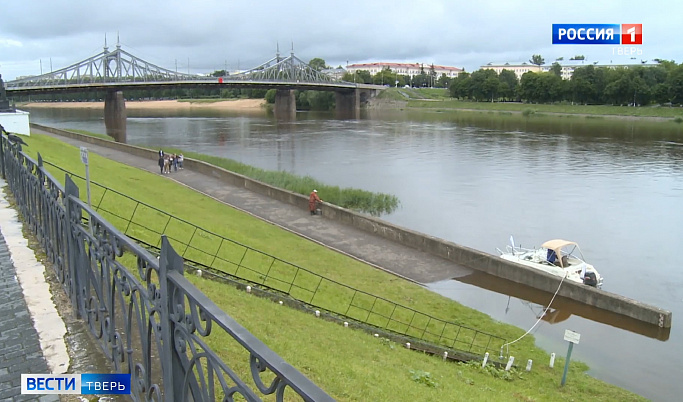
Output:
[158,150,183,174]
[155,151,322,215]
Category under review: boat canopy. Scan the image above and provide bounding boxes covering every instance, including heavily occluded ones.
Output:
[542,239,579,257]
[542,239,578,251]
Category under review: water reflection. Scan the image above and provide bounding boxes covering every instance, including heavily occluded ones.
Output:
[448,272,670,341]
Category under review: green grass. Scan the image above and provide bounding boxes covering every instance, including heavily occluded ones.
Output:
[143,146,399,216]
[376,89,410,101]
[399,97,683,118]
[17,132,645,401]
[68,129,113,141]
[412,88,450,100]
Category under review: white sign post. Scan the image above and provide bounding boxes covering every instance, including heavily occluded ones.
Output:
[561,329,580,386]
[80,147,93,232]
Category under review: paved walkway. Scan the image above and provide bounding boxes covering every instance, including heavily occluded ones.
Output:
[35,128,473,284]
[0,230,59,402]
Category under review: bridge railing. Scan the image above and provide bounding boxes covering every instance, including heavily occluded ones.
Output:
[0,136,333,401]
[43,161,506,358]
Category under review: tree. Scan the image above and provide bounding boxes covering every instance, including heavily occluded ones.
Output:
[265,89,276,104]
[373,67,396,86]
[342,70,372,84]
[412,72,429,88]
[469,69,499,101]
[309,58,327,71]
[570,55,585,61]
[498,70,518,101]
[550,62,562,77]
[519,72,564,103]
[436,73,451,89]
[449,72,471,99]
[666,64,683,104]
[305,91,336,110]
[428,64,437,87]
[529,54,545,66]
[570,65,604,104]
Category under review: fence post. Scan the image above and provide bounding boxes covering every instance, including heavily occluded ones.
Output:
[159,235,189,401]
[0,135,5,179]
[64,174,83,316]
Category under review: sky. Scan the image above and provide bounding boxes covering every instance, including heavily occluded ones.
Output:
[0,0,681,81]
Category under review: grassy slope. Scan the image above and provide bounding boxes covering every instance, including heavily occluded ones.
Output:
[377,88,683,118]
[18,132,644,401]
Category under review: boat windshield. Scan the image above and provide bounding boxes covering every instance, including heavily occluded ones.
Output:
[542,239,583,268]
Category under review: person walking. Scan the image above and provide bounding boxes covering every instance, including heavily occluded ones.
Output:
[158,154,164,174]
[309,189,322,215]
[178,154,184,169]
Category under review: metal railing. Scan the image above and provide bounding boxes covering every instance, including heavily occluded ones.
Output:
[0,135,333,401]
[42,161,506,357]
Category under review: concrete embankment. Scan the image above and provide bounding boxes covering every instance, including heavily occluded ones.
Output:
[30,123,673,329]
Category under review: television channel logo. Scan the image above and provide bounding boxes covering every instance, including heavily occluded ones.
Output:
[21,373,131,395]
[552,24,642,45]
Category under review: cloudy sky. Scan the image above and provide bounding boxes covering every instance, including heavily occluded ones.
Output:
[0,0,680,80]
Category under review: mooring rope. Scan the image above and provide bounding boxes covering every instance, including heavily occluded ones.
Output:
[499,271,567,358]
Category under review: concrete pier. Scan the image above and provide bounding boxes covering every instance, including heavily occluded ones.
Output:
[273,89,296,120]
[103,90,127,142]
[335,90,360,119]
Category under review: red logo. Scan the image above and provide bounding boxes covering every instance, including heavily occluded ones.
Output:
[622,24,642,45]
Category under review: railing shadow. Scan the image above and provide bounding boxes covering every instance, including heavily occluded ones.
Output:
[41,160,506,358]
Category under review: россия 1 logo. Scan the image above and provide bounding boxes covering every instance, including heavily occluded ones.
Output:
[552,24,642,45]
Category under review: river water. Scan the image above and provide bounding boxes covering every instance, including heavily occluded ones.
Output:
[27,106,683,401]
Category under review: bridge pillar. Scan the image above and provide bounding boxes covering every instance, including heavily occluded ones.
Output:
[104,91,127,142]
[274,90,296,120]
[335,90,360,119]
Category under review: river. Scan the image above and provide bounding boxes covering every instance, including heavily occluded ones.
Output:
[26,105,683,401]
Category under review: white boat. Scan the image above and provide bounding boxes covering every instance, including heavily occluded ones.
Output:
[499,238,603,288]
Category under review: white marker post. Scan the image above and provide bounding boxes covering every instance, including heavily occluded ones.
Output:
[561,329,581,386]
[80,147,92,233]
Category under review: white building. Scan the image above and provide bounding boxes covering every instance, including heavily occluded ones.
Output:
[346,62,464,78]
[481,62,542,80]
[482,60,660,80]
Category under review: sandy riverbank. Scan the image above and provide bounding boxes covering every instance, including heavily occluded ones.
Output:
[22,99,266,111]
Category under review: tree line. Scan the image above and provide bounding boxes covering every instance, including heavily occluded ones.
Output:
[341,67,451,89]
[449,60,683,106]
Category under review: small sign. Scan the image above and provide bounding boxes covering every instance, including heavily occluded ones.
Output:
[564,329,581,344]
[80,147,89,165]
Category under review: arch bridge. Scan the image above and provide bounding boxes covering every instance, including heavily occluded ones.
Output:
[5,42,383,141]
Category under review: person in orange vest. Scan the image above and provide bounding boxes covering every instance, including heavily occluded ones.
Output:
[309,189,322,215]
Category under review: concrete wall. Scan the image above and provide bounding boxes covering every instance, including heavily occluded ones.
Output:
[31,123,673,328]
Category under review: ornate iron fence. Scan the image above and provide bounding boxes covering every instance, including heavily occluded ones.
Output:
[43,161,506,357]
[0,135,333,401]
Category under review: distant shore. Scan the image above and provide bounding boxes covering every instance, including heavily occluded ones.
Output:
[22,99,266,111]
